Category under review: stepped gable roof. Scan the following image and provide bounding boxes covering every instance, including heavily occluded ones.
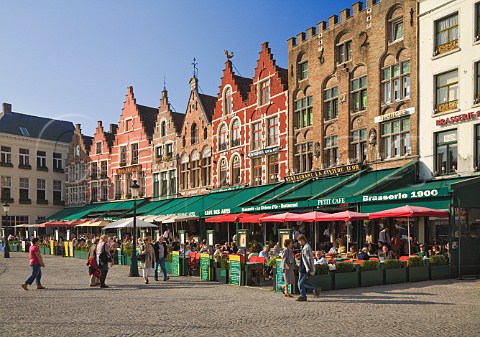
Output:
[0,111,74,143]
[198,93,217,123]
[233,75,253,101]
[82,135,93,151]
[137,104,158,138]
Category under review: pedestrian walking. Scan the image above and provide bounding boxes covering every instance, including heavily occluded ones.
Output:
[21,237,46,290]
[139,236,156,284]
[87,237,100,287]
[280,239,295,298]
[296,234,321,301]
[153,236,169,281]
[96,235,112,288]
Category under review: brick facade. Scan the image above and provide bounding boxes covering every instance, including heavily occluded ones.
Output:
[287,0,418,175]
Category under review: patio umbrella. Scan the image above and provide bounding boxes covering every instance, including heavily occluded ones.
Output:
[287,211,329,222]
[259,212,301,223]
[102,217,158,230]
[369,205,449,255]
[317,210,369,222]
[205,213,250,223]
[239,213,270,223]
[38,220,77,228]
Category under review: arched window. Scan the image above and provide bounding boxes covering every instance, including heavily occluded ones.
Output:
[231,155,241,185]
[161,121,166,137]
[219,158,228,187]
[231,119,240,147]
[204,127,208,140]
[223,87,232,115]
[219,123,228,151]
[191,123,198,145]
[191,150,200,188]
[202,146,212,186]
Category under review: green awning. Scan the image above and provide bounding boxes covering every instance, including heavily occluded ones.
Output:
[45,204,100,221]
[63,208,98,221]
[90,201,126,212]
[277,175,346,202]
[361,199,451,213]
[163,195,208,216]
[248,183,296,205]
[149,198,190,215]
[125,199,172,216]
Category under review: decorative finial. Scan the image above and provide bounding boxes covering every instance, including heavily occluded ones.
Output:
[192,58,198,76]
[163,76,166,91]
[224,50,234,59]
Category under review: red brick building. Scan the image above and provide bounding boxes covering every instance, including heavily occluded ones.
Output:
[212,43,288,188]
[177,75,216,196]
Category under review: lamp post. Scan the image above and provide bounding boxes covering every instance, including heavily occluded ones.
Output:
[129,180,140,277]
[3,202,10,258]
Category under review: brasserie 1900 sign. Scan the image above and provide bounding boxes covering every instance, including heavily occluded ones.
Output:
[284,164,363,183]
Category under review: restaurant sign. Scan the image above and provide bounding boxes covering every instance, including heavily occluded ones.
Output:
[116,164,142,175]
[359,187,450,203]
[204,201,309,216]
[374,107,415,123]
[435,110,480,126]
[285,164,363,183]
[247,146,280,158]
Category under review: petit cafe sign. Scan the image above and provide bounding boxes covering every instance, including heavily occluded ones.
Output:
[436,110,480,126]
[284,164,362,183]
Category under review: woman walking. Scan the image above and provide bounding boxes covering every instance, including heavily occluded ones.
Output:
[21,237,45,290]
[96,235,112,288]
[280,239,295,298]
[87,237,100,287]
[139,236,156,284]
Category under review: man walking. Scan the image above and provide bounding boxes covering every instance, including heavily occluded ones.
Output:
[296,234,320,301]
[153,236,169,281]
[21,237,46,290]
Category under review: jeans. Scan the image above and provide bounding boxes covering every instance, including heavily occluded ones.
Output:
[298,271,316,298]
[155,257,168,280]
[25,264,42,285]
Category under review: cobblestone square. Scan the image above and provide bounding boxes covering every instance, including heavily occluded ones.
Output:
[0,253,479,336]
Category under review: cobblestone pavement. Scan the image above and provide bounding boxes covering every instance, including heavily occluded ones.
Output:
[1,253,479,337]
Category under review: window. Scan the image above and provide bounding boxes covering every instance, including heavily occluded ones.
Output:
[231,156,241,185]
[252,158,262,186]
[338,40,352,64]
[191,123,198,145]
[324,87,339,120]
[120,146,127,165]
[324,135,338,167]
[231,119,241,147]
[161,121,166,137]
[476,125,480,169]
[435,13,459,54]
[53,180,62,203]
[294,142,313,173]
[37,151,46,168]
[125,118,133,131]
[351,129,367,163]
[475,61,480,104]
[219,159,228,187]
[202,156,211,186]
[223,87,232,115]
[182,136,186,148]
[166,143,173,158]
[37,179,46,201]
[267,154,279,184]
[192,158,200,188]
[1,176,12,201]
[90,162,98,179]
[219,124,228,151]
[131,143,139,164]
[19,149,29,166]
[160,172,168,196]
[19,178,29,201]
[96,142,102,154]
[204,127,208,140]
[153,173,159,197]
[181,163,189,189]
[267,117,279,146]
[477,3,480,40]
[100,161,107,178]
[259,79,270,105]
[381,117,411,159]
[436,129,457,175]
[299,61,308,80]
[435,69,458,112]
[101,182,108,201]
[115,175,122,198]
[391,19,403,42]
[382,61,410,104]
[53,153,62,170]
[169,170,177,195]
[351,76,367,112]
[0,146,12,165]
[90,182,98,202]
[155,146,163,159]
[294,96,313,129]
[252,122,262,150]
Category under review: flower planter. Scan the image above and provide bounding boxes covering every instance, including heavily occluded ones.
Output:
[429,264,451,280]
[408,266,429,282]
[165,261,172,274]
[383,268,407,284]
[359,269,383,287]
[334,270,359,290]
[215,268,229,284]
[40,246,50,255]
[9,244,19,252]
[309,273,334,291]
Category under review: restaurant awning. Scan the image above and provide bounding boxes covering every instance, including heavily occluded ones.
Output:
[45,203,101,221]
[76,220,110,227]
[260,212,301,223]
[205,213,250,223]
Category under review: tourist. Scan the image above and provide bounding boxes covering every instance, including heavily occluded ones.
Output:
[96,235,112,288]
[271,244,281,256]
[296,234,321,301]
[247,243,259,261]
[358,247,370,260]
[326,242,338,257]
[347,246,358,260]
[379,225,390,244]
[153,236,169,282]
[213,244,222,256]
[87,237,100,287]
[163,227,172,243]
[314,250,327,265]
[292,226,300,241]
[280,239,295,298]
[379,243,397,260]
[417,244,429,259]
[259,245,269,259]
[139,236,156,284]
[21,237,46,290]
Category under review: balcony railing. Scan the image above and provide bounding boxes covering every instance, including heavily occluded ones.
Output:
[0,162,13,168]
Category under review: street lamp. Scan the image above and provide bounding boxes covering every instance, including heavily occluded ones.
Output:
[3,202,10,258]
[129,180,140,277]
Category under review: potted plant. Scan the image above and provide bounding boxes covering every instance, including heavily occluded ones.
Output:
[309,263,334,291]
[359,260,383,287]
[383,259,406,284]
[334,261,358,290]
[407,256,429,282]
[215,255,229,283]
[429,255,450,280]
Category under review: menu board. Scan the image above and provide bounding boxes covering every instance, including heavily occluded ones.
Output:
[229,255,241,286]
[200,254,210,281]
[172,251,180,276]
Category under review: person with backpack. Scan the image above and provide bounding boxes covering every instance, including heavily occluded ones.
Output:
[153,236,169,281]
[96,235,112,288]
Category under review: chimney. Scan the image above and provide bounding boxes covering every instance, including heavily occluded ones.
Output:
[110,124,118,134]
[97,121,103,129]
[75,124,82,132]
[2,103,12,114]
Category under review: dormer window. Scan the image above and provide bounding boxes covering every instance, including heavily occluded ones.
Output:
[191,123,198,145]
[96,142,102,154]
[259,79,270,105]
[223,87,232,115]
[125,118,133,132]
[161,121,166,137]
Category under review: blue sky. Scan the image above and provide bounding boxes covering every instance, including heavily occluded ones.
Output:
[0,0,354,135]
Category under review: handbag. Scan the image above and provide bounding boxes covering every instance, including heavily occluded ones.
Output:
[137,253,146,262]
[99,243,110,263]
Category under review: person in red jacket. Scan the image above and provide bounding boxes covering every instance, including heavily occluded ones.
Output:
[21,237,45,290]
